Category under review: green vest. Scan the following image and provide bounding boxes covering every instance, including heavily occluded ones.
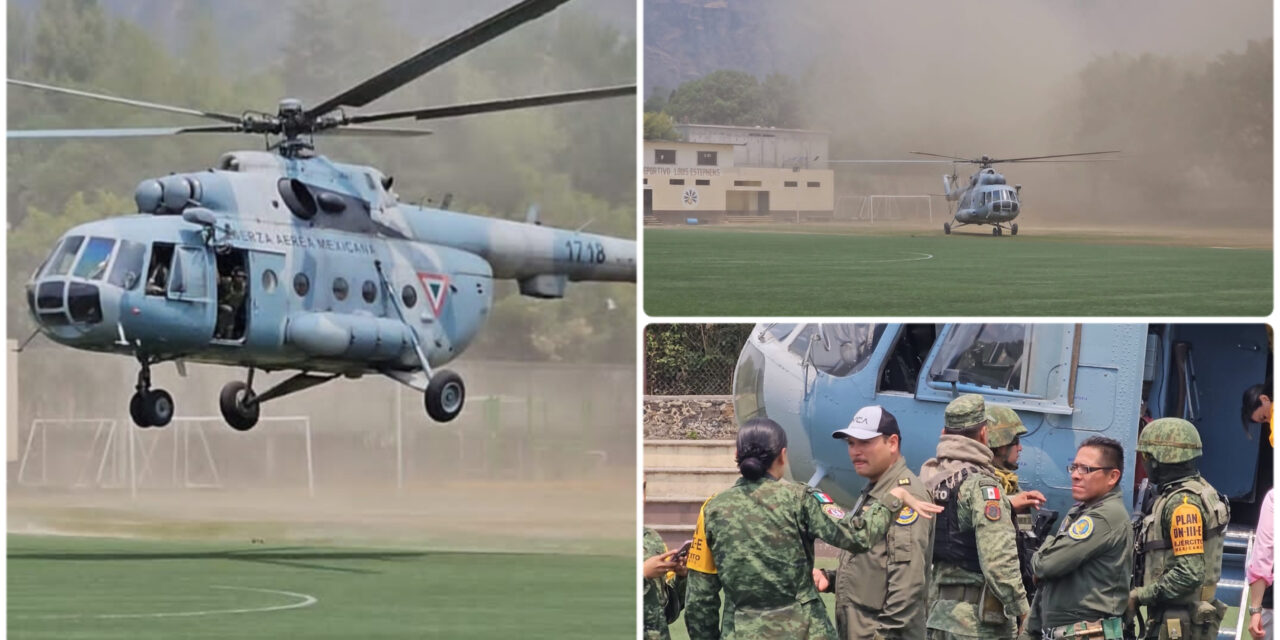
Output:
[1141,475,1229,604]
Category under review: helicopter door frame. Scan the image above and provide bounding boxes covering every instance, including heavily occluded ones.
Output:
[167,245,212,304]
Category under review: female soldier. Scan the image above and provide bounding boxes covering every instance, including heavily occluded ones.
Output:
[684,418,942,639]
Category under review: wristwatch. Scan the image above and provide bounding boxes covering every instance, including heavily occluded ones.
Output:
[1249,606,1264,615]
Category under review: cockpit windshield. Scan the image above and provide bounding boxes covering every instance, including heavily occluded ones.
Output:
[72,237,116,280]
[108,240,147,290]
[42,235,84,277]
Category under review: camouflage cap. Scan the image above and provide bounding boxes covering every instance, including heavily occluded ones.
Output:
[985,406,1027,449]
[1136,417,1203,463]
[944,394,987,431]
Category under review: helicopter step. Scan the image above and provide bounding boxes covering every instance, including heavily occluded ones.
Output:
[129,356,174,428]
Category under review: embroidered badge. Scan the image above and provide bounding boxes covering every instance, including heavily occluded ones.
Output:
[896,506,919,526]
[813,491,835,504]
[1068,516,1094,540]
[984,501,1002,521]
[1170,500,1204,556]
[822,504,846,519]
[984,485,1001,501]
[898,477,911,485]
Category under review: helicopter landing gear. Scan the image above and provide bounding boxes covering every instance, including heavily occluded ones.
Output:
[219,380,260,432]
[1011,223,1018,236]
[130,358,174,428]
[992,226,1001,236]
[424,369,466,422]
[943,222,952,235]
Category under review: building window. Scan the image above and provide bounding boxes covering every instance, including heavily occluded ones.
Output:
[807,181,821,187]
[696,179,710,186]
[733,180,763,187]
[655,149,676,164]
[697,150,717,166]
[784,181,798,187]
[643,178,648,184]
[670,179,685,185]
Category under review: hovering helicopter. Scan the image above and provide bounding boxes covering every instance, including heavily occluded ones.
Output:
[830,151,1118,236]
[11,0,636,432]
[731,322,1268,623]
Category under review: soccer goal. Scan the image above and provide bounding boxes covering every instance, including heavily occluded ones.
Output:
[843,195,934,223]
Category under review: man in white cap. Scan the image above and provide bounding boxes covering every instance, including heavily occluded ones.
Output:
[813,405,934,639]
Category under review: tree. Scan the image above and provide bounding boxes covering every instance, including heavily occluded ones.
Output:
[643,111,680,141]
[665,69,761,125]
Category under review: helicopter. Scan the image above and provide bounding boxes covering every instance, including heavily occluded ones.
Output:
[830,151,1118,236]
[11,0,636,432]
[731,322,1268,626]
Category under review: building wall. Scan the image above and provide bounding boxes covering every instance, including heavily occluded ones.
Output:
[675,124,830,170]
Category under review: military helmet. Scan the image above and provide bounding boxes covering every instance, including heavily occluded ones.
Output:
[985,406,1027,449]
[1136,417,1203,463]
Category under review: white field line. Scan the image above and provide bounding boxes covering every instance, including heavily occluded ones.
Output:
[18,585,318,620]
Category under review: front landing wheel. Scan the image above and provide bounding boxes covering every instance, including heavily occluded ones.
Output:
[219,380,260,431]
[1011,223,1019,236]
[424,370,466,423]
[943,222,951,235]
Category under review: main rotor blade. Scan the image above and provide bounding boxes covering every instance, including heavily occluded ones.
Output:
[317,125,434,137]
[828,159,956,164]
[910,151,974,162]
[347,84,635,125]
[8,79,244,124]
[306,0,572,119]
[9,125,244,139]
[987,151,1121,163]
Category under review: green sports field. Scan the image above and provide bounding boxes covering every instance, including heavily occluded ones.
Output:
[644,227,1272,316]
[8,534,632,639]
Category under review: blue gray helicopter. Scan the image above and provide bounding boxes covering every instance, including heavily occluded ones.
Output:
[831,151,1118,236]
[732,323,1269,627]
[12,0,636,431]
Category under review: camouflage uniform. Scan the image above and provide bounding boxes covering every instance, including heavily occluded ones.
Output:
[986,406,1027,497]
[1132,419,1230,640]
[684,475,902,640]
[820,456,933,640]
[644,526,687,640]
[1023,485,1132,639]
[920,395,1029,640]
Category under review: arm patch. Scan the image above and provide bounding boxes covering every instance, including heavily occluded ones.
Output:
[686,499,718,574]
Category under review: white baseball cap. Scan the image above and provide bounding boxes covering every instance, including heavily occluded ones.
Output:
[832,405,900,441]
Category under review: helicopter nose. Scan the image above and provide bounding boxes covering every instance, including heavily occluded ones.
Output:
[28,277,120,342]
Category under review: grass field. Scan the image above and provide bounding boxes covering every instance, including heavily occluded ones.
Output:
[8,534,633,639]
[644,227,1272,316]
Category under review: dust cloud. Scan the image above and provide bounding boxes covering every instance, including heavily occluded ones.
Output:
[9,347,635,555]
[764,1,1272,232]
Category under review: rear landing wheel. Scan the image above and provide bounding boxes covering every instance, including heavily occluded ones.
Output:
[219,380,260,431]
[1011,223,1019,236]
[943,222,951,235]
[424,370,466,422]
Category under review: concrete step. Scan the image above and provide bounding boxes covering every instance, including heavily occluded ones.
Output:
[644,496,705,526]
[643,467,739,498]
[643,440,736,469]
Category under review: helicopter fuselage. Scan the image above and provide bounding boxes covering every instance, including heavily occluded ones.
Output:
[948,167,1020,225]
[26,151,636,378]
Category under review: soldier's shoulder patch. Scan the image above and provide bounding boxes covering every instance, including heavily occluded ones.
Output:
[896,506,919,526]
[822,504,846,520]
[898,477,911,486]
[1068,516,1094,540]
[812,491,835,504]
[1170,501,1204,556]
[984,500,1002,521]
[983,485,1002,501]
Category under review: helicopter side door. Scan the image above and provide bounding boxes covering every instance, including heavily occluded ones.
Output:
[244,249,287,353]
[163,244,216,345]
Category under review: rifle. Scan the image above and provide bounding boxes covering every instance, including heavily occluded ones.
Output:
[1016,508,1059,602]
[1128,478,1158,639]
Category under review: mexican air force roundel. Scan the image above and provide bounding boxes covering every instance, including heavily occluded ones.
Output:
[896,506,919,526]
[1068,516,1094,540]
[984,501,1002,521]
[822,504,846,520]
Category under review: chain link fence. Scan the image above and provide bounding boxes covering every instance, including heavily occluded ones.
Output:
[644,324,753,395]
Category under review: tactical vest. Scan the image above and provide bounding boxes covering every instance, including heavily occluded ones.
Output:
[930,466,983,574]
[1140,475,1230,605]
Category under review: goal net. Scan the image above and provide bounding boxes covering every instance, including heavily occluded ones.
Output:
[838,195,934,224]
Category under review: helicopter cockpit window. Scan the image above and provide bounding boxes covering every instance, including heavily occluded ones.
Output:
[45,235,84,277]
[763,323,797,342]
[788,324,885,378]
[108,240,146,290]
[927,324,1028,392]
[73,237,116,280]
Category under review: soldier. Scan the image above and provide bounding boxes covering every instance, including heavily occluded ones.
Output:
[1129,418,1230,640]
[986,406,1047,512]
[813,405,933,640]
[684,417,941,640]
[920,394,1029,640]
[643,525,687,640]
[1022,436,1133,640]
